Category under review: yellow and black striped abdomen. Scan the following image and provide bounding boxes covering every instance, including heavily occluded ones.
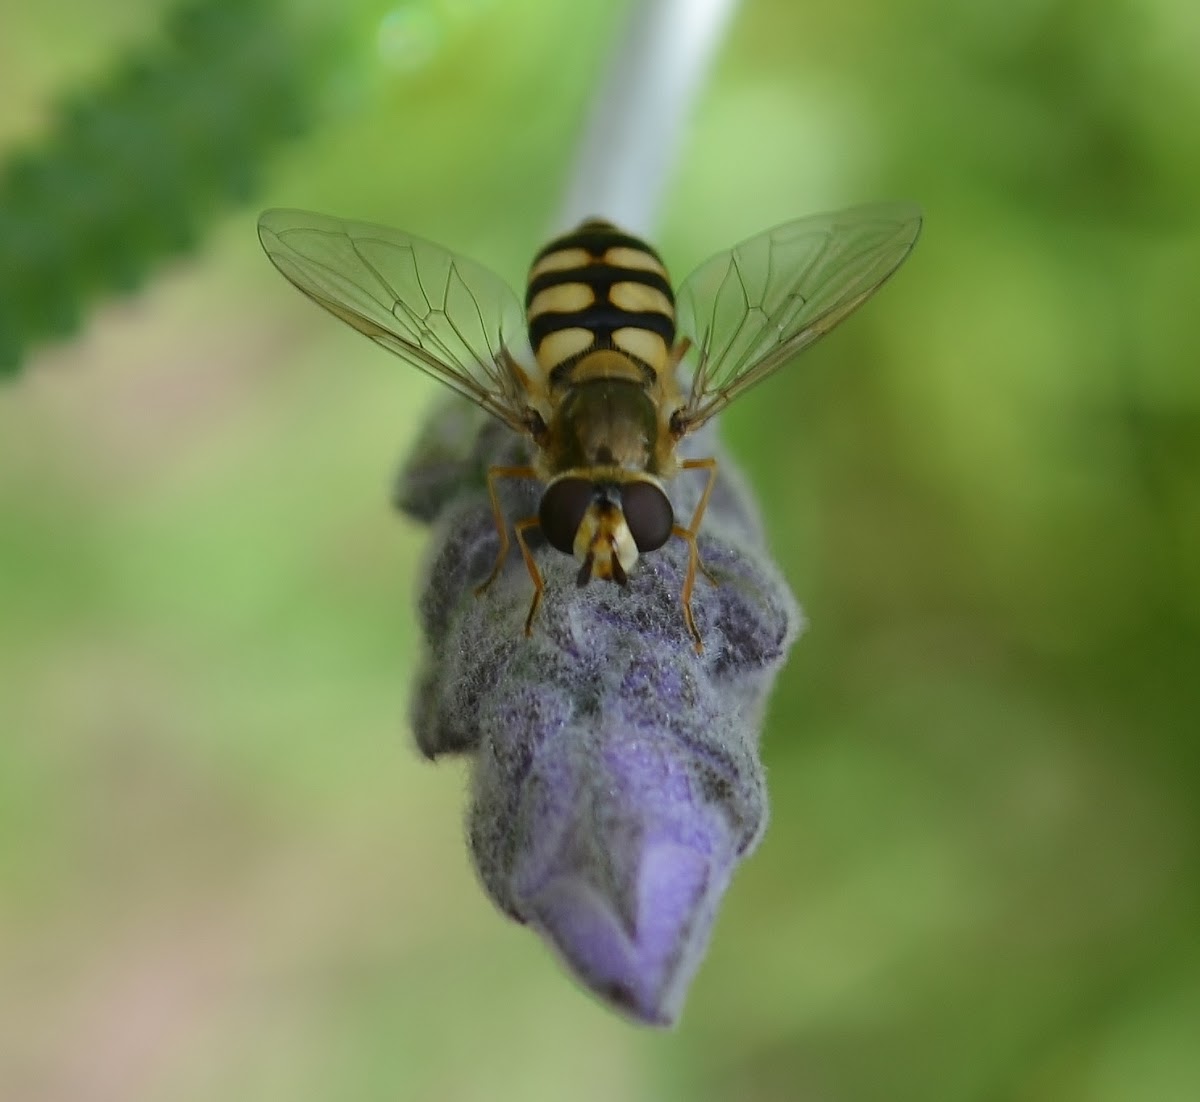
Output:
[526,219,675,379]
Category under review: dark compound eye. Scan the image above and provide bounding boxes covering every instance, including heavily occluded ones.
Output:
[538,478,595,554]
[621,480,674,552]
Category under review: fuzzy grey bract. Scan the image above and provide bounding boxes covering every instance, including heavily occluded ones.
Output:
[396,400,802,1026]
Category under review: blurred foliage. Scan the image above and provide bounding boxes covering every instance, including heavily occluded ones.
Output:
[0,0,338,372]
[1,0,1199,1100]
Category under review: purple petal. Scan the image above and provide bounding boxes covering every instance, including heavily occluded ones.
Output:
[525,841,720,1027]
[399,404,802,1023]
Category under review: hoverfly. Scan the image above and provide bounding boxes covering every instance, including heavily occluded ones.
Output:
[257,203,921,651]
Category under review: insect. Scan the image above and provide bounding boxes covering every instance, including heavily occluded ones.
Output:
[258,203,922,651]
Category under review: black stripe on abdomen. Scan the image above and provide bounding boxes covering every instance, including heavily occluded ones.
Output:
[528,304,676,350]
[531,221,665,266]
[526,219,677,370]
[525,264,673,309]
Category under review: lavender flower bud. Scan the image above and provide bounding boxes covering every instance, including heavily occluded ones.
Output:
[396,400,802,1025]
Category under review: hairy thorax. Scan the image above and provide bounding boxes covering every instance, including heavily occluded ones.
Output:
[541,351,666,477]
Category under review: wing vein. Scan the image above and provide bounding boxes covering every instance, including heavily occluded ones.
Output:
[257,208,541,437]
[673,202,922,432]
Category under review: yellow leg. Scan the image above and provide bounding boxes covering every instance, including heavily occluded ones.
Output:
[667,336,692,374]
[474,465,539,596]
[513,517,544,636]
[680,457,719,586]
[672,525,705,653]
[673,457,720,652]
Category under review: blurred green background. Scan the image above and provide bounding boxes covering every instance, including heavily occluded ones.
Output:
[2,0,1198,1098]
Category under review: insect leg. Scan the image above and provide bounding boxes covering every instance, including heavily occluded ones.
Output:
[680,456,719,587]
[474,465,539,596]
[667,336,692,374]
[670,457,720,653]
[513,516,544,636]
[672,524,705,653]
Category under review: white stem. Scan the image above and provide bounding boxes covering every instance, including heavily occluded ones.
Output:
[554,0,742,238]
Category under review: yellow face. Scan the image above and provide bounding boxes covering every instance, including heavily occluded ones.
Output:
[572,500,640,585]
[538,476,675,586]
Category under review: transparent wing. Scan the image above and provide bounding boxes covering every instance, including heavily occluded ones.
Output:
[257,208,539,434]
[673,202,922,431]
